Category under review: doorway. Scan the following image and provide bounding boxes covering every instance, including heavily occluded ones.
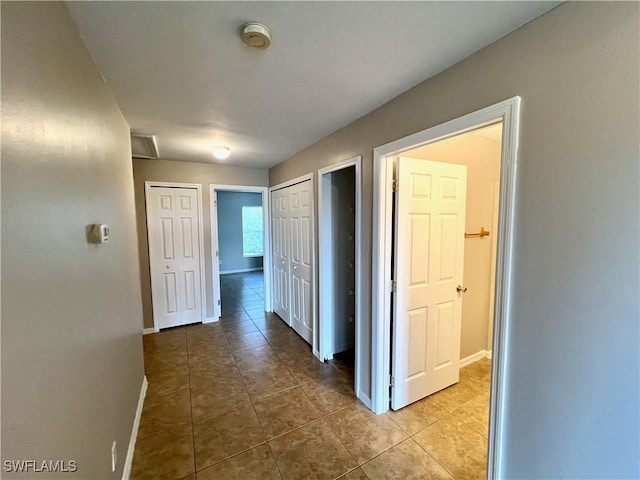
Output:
[371,97,521,478]
[318,156,364,403]
[209,184,271,320]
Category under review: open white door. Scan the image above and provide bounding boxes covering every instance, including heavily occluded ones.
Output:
[391,157,467,410]
[211,190,222,319]
[148,186,202,329]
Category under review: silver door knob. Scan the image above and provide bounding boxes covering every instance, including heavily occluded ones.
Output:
[293,265,297,270]
[166,265,170,269]
[456,285,468,293]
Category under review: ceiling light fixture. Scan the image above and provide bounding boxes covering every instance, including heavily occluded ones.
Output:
[212,146,231,160]
[240,22,271,49]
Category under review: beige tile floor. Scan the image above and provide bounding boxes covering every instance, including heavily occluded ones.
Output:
[132,272,491,480]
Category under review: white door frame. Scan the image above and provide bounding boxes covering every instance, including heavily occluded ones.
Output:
[145,181,207,329]
[209,184,271,320]
[269,173,318,357]
[317,156,365,406]
[371,96,521,480]
[487,180,501,351]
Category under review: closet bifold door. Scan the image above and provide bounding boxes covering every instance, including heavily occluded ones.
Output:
[271,188,291,324]
[288,180,313,344]
[270,179,314,345]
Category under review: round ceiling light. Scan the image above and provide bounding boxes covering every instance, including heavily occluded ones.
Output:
[212,146,231,160]
[240,22,271,49]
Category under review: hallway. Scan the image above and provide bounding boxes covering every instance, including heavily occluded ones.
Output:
[132,272,490,480]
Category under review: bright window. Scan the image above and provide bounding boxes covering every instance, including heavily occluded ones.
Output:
[242,206,263,257]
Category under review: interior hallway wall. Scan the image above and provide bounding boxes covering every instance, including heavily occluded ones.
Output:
[216,191,263,274]
[407,131,501,359]
[268,3,639,477]
[1,2,145,477]
[132,159,268,328]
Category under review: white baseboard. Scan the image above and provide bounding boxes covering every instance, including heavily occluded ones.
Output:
[203,317,219,324]
[358,391,372,410]
[220,267,263,275]
[142,327,158,335]
[460,350,492,368]
[122,376,147,480]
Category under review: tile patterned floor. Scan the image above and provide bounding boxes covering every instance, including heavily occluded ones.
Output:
[132,271,491,480]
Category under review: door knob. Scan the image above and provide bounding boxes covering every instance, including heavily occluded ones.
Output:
[456,285,468,293]
[166,265,170,270]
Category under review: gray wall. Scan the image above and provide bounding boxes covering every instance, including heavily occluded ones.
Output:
[132,159,268,328]
[216,191,263,274]
[269,3,639,478]
[1,2,145,478]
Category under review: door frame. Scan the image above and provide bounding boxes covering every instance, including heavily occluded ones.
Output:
[269,173,317,357]
[145,181,207,330]
[317,156,364,405]
[487,180,501,351]
[209,184,271,320]
[371,96,521,479]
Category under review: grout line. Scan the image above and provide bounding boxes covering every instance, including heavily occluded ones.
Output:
[321,408,359,471]
[410,435,459,480]
[184,326,198,477]
[265,441,285,480]
[194,441,270,473]
[262,393,360,444]
[145,307,487,480]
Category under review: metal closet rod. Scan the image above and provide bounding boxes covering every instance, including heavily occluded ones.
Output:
[465,227,490,239]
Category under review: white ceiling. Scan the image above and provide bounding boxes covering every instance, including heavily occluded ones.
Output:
[67,1,558,169]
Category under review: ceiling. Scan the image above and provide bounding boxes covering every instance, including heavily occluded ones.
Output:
[67,2,558,169]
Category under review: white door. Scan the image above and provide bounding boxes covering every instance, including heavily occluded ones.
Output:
[391,158,467,410]
[148,187,202,329]
[289,181,313,343]
[271,188,291,323]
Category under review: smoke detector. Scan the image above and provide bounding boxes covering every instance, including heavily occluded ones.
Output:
[241,22,271,49]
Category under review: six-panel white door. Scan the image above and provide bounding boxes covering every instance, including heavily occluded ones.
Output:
[148,187,202,329]
[271,188,291,324]
[289,181,313,343]
[270,180,314,345]
[391,157,468,410]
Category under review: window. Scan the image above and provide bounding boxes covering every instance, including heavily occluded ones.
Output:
[242,206,263,257]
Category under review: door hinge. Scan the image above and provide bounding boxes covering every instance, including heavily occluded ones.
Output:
[217,299,221,306]
[392,180,399,192]
[390,375,395,387]
[391,280,397,293]
[216,250,219,257]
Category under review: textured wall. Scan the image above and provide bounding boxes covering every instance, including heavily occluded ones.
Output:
[1,2,145,478]
[269,3,639,477]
